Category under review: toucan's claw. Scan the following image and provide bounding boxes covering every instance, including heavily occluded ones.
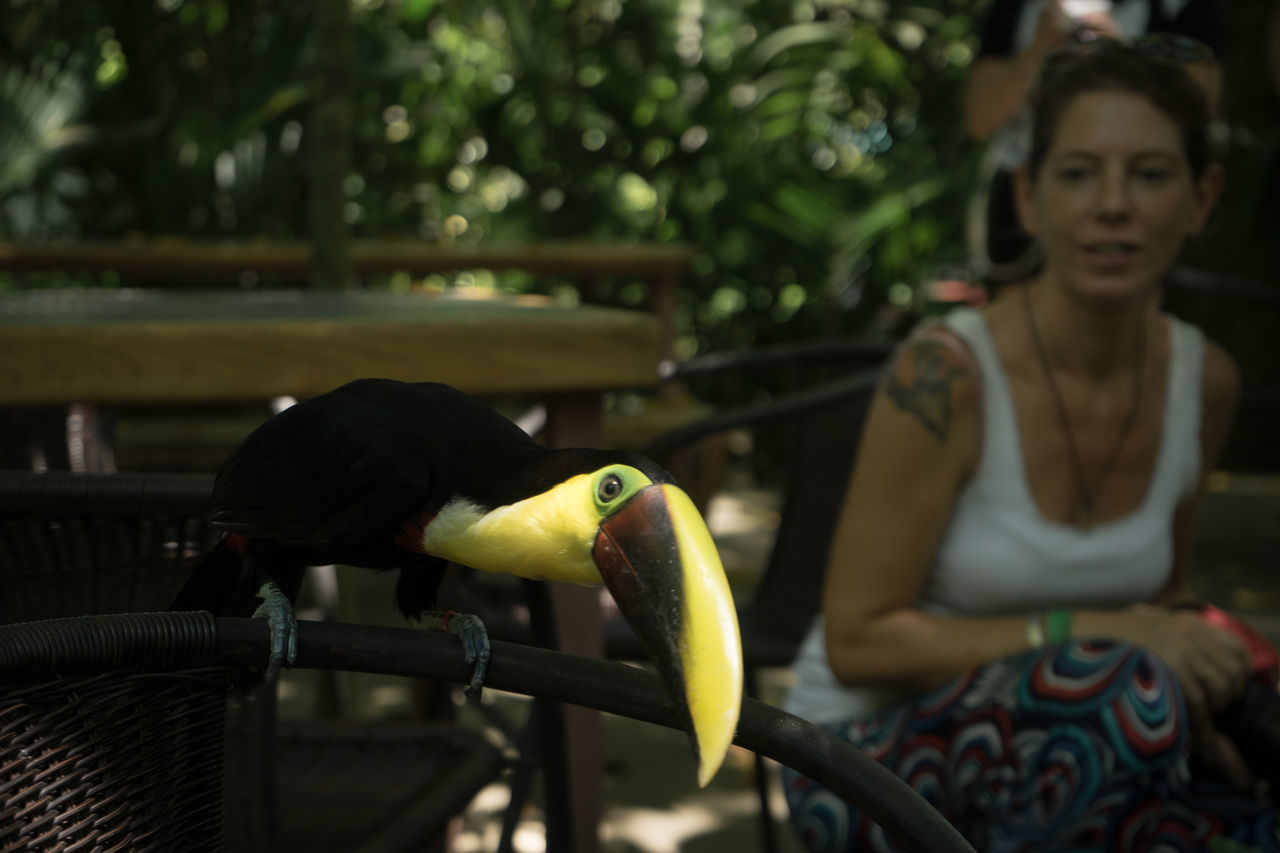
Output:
[416,610,490,695]
[253,580,298,682]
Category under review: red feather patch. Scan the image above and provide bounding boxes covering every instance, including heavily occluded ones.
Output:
[395,510,435,554]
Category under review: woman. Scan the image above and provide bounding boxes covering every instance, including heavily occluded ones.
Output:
[962,0,1225,281]
[784,39,1277,852]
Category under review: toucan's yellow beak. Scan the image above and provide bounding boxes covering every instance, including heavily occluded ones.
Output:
[593,483,743,787]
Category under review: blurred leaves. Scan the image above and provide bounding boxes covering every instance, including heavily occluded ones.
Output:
[4,1,1273,351]
[0,62,86,197]
[0,0,986,349]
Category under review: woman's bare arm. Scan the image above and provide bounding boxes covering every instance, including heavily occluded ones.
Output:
[822,327,1026,690]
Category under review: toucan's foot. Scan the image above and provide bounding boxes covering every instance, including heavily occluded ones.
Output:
[252,580,298,682]
[415,610,489,695]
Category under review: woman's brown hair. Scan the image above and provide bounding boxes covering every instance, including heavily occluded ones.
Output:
[1027,37,1215,180]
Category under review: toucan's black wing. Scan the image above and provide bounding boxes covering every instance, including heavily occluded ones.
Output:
[209,379,538,563]
[209,419,429,558]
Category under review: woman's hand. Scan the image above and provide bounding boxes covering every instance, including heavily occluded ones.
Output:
[1115,603,1256,789]
[1027,1,1079,56]
[1121,604,1252,712]
[1063,5,1123,42]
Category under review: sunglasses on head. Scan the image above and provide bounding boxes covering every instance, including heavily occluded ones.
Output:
[1046,32,1216,67]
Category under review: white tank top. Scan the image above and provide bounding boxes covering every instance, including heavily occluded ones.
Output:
[785,308,1205,724]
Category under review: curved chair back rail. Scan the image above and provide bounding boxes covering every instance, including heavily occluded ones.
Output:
[0,613,975,853]
[662,337,894,383]
[643,364,883,461]
[0,471,215,516]
[0,609,220,673]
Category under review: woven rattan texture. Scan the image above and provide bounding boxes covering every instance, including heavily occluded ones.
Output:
[0,473,218,623]
[0,668,231,852]
[0,516,216,622]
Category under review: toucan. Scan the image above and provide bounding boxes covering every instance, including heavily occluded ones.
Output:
[171,378,742,786]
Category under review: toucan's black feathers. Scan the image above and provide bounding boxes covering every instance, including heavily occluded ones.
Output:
[211,379,671,545]
[172,378,672,617]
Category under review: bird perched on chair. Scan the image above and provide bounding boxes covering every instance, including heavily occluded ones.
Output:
[171,378,742,786]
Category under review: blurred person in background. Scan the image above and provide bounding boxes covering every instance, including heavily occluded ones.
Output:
[783,38,1279,852]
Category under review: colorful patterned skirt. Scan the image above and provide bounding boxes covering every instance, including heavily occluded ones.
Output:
[783,640,1279,852]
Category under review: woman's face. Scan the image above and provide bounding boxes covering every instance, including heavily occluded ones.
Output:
[1016,88,1220,301]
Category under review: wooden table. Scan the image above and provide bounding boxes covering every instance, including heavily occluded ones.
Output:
[0,239,695,366]
[0,286,663,853]
[0,287,661,406]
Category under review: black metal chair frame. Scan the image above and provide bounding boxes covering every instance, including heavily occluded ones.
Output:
[0,612,976,853]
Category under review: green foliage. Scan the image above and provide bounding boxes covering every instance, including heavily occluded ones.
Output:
[4,0,984,351]
[0,1,314,242]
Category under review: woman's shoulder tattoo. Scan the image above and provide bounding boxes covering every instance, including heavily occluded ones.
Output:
[884,337,971,442]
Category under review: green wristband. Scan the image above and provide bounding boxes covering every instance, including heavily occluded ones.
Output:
[1045,608,1073,643]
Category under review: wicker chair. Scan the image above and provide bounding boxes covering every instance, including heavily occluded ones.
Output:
[0,472,506,852]
[0,612,265,851]
[0,612,976,853]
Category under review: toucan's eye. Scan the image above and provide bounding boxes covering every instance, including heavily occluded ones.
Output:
[598,474,624,503]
